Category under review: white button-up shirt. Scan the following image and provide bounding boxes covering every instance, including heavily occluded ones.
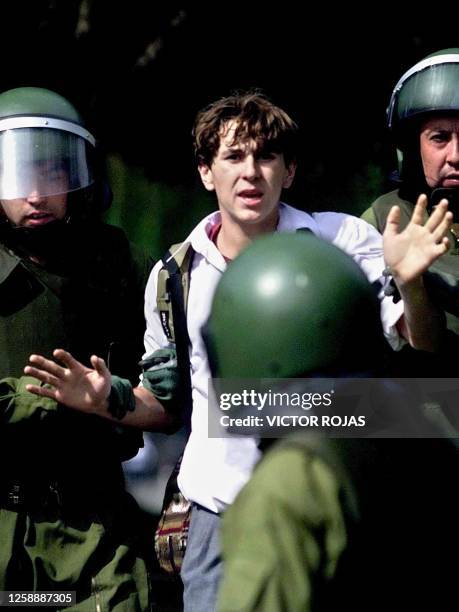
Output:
[143,203,404,513]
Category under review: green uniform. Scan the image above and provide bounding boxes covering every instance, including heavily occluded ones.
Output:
[0,221,154,611]
[218,433,459,612]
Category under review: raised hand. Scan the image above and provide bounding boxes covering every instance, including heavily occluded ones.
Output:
[383,194,452,285]
[24,349,111,414]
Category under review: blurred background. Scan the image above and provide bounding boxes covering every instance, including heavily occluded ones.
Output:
[2,4,457,256]
[2,2,457,514]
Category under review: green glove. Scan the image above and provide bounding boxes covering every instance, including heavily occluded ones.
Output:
[139,348,181,413]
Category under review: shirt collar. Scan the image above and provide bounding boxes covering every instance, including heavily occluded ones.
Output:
[187,203,318,269]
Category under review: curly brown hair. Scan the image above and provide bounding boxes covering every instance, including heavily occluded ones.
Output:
[193,90,299,167]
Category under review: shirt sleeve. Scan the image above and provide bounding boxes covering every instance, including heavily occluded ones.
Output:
[314,213,405,351]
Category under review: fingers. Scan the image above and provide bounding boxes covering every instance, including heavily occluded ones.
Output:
[52,349,80,370]
[431,210,453,243]
[24,383,58,401]
[23,365,60,387]
[24,349,84,382]
[411,194,429,225]
[427,237,451,259]
[24,349,88,389]
[90,355,109,377]
[425,198,450,231]
[439,236,451,254]
[26,354,66,378]
[384,205,401,236]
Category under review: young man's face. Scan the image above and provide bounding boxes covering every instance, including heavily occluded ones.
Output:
[198,121,296,230]
[1,192,67,228]
[420,115,459,189]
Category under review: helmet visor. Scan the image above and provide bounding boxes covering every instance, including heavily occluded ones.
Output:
[0,127,94,200]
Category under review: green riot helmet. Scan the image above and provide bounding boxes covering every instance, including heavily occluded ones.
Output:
[387,48,459,143]
[204,233,384,379]
[0,87,95,200]
[386,49,459,209]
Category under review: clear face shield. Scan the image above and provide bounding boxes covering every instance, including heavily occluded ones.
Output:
[0,117,95,200]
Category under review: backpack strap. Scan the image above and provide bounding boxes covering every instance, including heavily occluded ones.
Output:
[157,241,195,429]
[157,242,194,343]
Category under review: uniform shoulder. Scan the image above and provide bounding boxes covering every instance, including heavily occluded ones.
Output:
[361,190,404,232]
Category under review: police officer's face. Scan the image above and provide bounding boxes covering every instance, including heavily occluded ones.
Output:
[420,116,459,189]
[0,159,68,227]
[1,192,67,228]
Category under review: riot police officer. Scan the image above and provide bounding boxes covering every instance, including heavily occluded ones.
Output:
[0,87,153,610]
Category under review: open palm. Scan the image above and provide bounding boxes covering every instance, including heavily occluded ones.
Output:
[24,349,111,413]
[383,194,452,284]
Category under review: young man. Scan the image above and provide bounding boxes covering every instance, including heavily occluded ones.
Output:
[25,91,452,610]
[361,48,459,375]
[0,87,154,610]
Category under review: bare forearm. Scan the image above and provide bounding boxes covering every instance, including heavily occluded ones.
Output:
[91,384,180,432]
[396,278,444,352]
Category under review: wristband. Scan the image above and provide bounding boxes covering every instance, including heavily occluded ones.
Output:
[108,375,136,420]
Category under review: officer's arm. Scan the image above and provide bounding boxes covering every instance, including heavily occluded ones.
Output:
[23,348,180,433]
[394,281,446,352]
[128,385,180,432]
[383,194,452,351]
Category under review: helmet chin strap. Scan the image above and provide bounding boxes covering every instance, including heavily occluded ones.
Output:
[2,217,74,265]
